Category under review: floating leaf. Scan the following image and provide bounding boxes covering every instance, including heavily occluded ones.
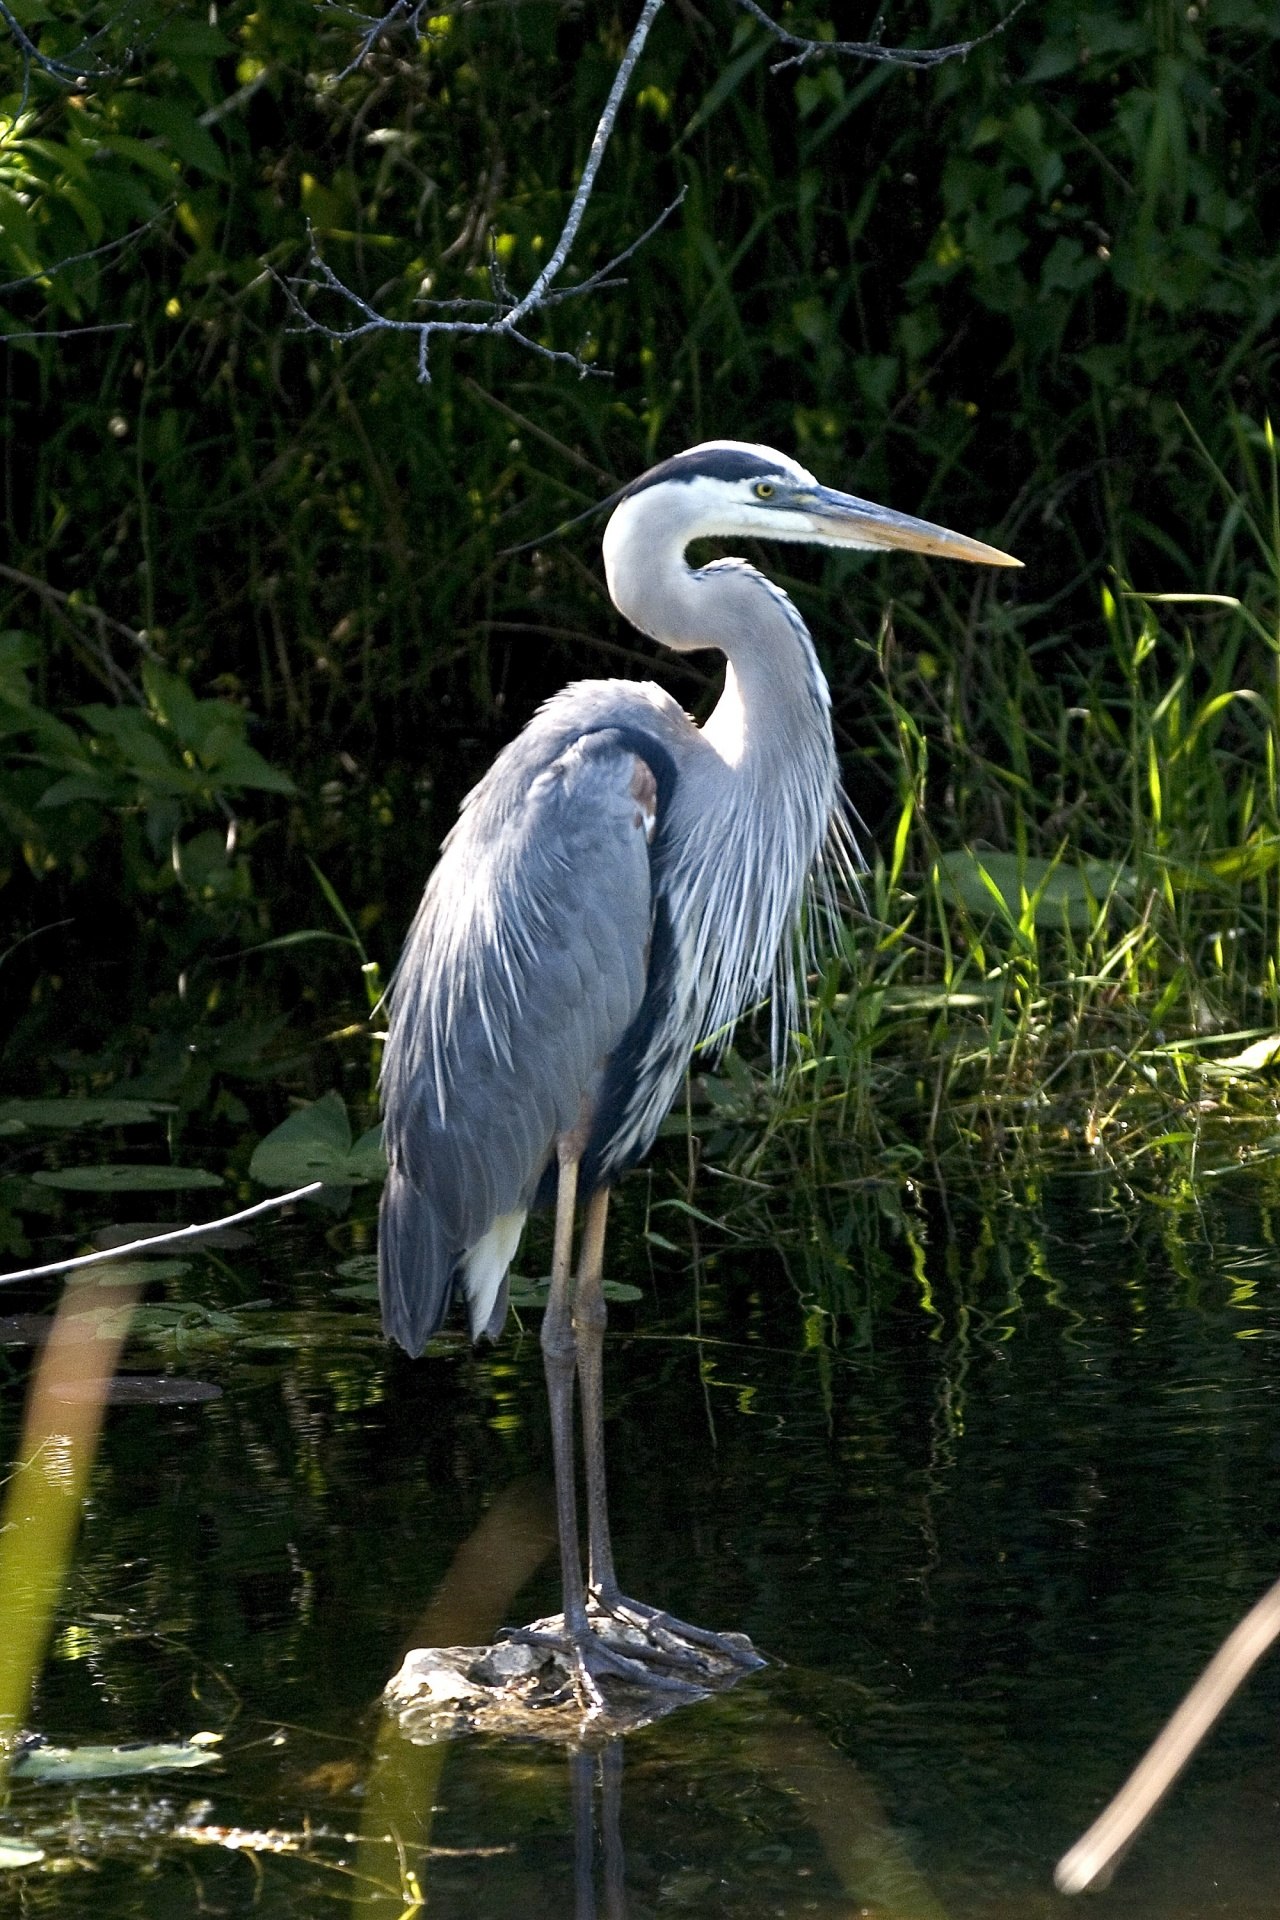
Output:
[30,1166,223,1193]
[0,1099,173,1132]
[250,1093,385,1188]
[12,1734,221,1782]
[507,1274,642,1307]
[336,1254,378,1281]
[51,1374,222,1406]
[0,1838,44,1869]
[1203,1035,1280,1075]
[332,1282,380,1302]
[67,1260,191,1289]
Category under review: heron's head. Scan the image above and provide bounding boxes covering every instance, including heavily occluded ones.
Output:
[603,439,1021,591]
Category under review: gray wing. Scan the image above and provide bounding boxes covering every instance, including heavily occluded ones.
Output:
[379,728,657,1353]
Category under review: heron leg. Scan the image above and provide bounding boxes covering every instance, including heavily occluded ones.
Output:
[521,1155,694,1704]
[574,1186,765,1679]
[573,1185,618,1600]
[542,1149,589,1641]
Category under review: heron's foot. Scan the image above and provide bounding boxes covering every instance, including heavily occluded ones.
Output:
[586,1586,767,1676]
[502,1614,710,1713]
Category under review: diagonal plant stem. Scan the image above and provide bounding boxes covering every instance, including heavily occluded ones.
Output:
[0,1183,325,1289]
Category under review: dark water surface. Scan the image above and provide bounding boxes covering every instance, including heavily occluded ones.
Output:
[4,1166,1280,1915]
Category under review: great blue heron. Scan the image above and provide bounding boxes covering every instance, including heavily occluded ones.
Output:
[379,441,1020,1697]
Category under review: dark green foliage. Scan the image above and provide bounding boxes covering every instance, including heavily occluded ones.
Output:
[2,0,1280,1218]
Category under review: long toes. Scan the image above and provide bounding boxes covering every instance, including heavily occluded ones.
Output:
[584,1637,707,1696]
[499,1621,708,1699]
[593,1595,766,1672]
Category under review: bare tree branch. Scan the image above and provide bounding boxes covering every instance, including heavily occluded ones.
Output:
[1,321,134,342]
[731,0,1027,74]
[287,0,1021,381]
[287,0,669,381]
[0,222,159,300]
[322,0,441,82]
[0,0,124,108]
[0,563,159,704]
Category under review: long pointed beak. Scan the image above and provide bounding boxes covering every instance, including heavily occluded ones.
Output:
[802,485,1023,568]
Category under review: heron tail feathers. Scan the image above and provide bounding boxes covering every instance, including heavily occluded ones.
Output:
[377,1166,456,1356]
[378,1171,526,1354]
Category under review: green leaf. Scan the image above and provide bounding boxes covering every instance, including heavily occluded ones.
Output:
[249,1093,384,1188]
[67,1259,191,1288]
[0,631,38,702]
[12,1735,220,1782]
[0,1099,173,1130]
[139,660,210,747]
[348,1122,387,1181]
[37,772,123,808]
[336,1254,378,1281]
[201,737,295,795]
[0,1839,44,1869]
[98,134,180,189]
[30,1166,223,1193]
[129,99,228,181]
[507,1274,641,1306]
[934,850,1137,932]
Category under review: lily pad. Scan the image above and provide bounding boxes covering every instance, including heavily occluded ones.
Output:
[0,1099,174,1132]
[508,1274,643,1306]
[11,1733,221,1782]
[334,1253,379,1301]
[51,1375,223,1406]
[0,1838,44,1869]
[30,1166,223,1193]
[336,1254,378,1281]
[250,1093,385,1189]
[67,1260,192,1289]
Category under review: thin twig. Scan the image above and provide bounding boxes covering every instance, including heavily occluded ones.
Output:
[1,322,134,343]
[0,222,160,300]
[503,0,664,327]
[0,0,124,107]
[288,0,668,381]
[732,0,1028,73]
[0,562,159,701]
[288,0,1013,381]
[1055,1573,1280,1894]
[0,1183,326,1289]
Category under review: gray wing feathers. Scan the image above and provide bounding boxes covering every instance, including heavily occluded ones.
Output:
[379,729,655,1353]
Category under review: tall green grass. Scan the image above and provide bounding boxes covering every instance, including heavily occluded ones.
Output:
[690,414,1280,1287]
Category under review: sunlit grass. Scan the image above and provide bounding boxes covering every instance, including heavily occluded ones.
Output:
[697,417,1280,1285]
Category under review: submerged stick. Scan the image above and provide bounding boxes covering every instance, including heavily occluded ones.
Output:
[0,1183,325,1288]
[1055,1573,1280,1894]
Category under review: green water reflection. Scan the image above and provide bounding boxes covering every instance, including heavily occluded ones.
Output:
[3,1167,1280,1915]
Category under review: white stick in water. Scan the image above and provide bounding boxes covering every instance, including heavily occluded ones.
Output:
[0,1183,325,1288]
[1056,1572,1280,1894]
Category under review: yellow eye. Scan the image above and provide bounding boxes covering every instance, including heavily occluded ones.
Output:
[754,481,775,499]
